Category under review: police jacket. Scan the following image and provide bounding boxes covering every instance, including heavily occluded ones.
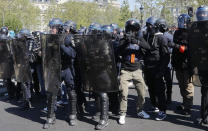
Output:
[171,29,191,70]
[143,32,169,72]
[61,35,76,71]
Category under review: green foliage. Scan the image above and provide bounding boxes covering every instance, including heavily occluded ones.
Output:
[0,0,40,31]
[196,0,208,5]
[45,1,121,29]
[119,0,131,27]
[3,14,23,32]
[2,0,205,31]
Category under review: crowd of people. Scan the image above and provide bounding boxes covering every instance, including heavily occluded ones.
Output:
[0,5,208,130]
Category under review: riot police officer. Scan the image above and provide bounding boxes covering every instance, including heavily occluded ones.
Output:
[15,29,33,110]
[172,14,194,115]
[190,6,208,125]
[144,17,157,37]
[62,20,78,126]
[86,23,110,130]
[101,25,120,115]
[43,18,78,128]
[31,31,45,97]
[0,27,15,100]
[0,26,8,36]
[110,23,120,38]
[78,26,87,35]
[143,18,169,120]
[63,20,77,34]
[118,18,150,125]
[43,18,64,129]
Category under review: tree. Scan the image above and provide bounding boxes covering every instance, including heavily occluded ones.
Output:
[196,0,208,5]
[135,0,200,26]
[136,0,163,23]
[3,14,23,32]
[44,1,121,29]
[0,0,40,32]
[119,0,131,27]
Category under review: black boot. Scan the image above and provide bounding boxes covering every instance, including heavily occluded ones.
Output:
[194,118,208,126]
[43,92,57,129]
[68,88,77,126]
[95,119,109,130]
[69,114,77,126]
[43,116,56,129]
[95,93,109,130]
[20,100,31,111]
[181,108,191,116]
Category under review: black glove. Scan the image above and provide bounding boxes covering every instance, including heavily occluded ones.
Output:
[181,40,188,45]
[175,44,180,49]
[131,37,138,44]
[125,34,131,43]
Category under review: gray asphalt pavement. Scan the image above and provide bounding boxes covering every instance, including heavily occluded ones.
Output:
[0,76,208,131]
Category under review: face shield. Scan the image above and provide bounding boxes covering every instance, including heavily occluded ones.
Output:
[196,10,208,21]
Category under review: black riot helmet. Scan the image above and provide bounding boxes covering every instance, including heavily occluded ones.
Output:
[101,25,113,34]
[125,18,141,33]
[177,14,191,29]
[63,20,77,33]
[78,26,87,34]
[110,23,119,31]
[88,22,102,34]
[16,29,31,39]
[146,17,157,33]
[32,31,41,37]
[19,29,31,37]
[146,17,157,26]
[48,18,63,28]
[155,18,168,33]
[0,26,8,35]
[196,6,208,21]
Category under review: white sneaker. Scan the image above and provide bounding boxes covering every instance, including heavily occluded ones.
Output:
[137,110,150,119]
[57,100,63,105]
[147,107,159,113]
[43,106,57,112]
[43,107,48,111]
[118,115,126,125]
[62,101,68,105]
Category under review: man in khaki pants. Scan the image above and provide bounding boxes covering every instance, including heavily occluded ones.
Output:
[117,18,150,125]
[175,70,194,112]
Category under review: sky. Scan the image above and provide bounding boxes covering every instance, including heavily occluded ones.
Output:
[84,0,137,11]
[118,0,137,11]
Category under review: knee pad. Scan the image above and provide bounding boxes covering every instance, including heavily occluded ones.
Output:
[100,93,109,102]
[69,90,77,100]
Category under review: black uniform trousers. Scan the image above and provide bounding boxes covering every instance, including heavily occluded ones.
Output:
[144,68,167,112]
[199,71,208,122]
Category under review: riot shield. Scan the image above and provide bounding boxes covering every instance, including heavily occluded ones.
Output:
[0,38,14,79]
[74,33,119,93]
[41,34,64,93]
[11,38,32,82]
[188,21,208,71]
